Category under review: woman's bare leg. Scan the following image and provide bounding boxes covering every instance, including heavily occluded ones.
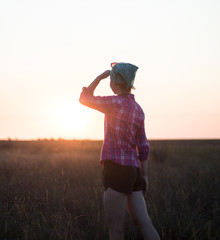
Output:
[127,191,160,240]
[104,188,127,240]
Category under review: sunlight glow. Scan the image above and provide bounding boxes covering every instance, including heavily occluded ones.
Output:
[0,0,219,139]
[54,99,88,138]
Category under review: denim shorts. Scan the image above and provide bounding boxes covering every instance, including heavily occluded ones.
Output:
[102,160,144,194]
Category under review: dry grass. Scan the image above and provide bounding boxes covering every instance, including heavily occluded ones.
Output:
[0,139,219,240]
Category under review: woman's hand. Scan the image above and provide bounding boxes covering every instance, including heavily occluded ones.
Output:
[96,70,110,81]
[86,70,111,94]
[143,176,149,198]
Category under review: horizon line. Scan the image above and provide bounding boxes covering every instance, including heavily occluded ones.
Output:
[1,138,220,142]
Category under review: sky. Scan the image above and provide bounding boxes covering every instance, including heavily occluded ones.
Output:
[0,0,220,140]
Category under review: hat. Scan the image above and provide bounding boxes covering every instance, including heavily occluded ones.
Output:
[110,62,138,90]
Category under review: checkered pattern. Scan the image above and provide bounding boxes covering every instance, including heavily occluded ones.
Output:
[79,88,150,167]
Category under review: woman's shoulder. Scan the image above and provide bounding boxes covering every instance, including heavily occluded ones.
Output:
[94,95,124,106]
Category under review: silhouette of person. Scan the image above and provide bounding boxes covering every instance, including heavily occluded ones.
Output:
[79,62,160,240]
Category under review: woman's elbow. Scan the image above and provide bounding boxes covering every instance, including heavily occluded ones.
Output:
[79,96,86,106]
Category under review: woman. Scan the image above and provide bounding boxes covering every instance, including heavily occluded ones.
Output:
[79,62,160,240]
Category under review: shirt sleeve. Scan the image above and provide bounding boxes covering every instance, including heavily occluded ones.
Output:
[136,119,150,161]
[79,87,120,113]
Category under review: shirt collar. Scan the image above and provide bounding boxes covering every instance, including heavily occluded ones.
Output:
[118,93,135,100]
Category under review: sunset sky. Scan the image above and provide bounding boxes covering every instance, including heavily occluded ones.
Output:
[0,0,220,140]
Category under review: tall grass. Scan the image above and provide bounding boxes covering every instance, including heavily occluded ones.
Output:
[0,139,219,240]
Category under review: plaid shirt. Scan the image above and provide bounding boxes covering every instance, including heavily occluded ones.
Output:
[79,88,150,167]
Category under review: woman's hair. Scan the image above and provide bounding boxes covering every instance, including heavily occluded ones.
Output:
[118,83,132,93]
[116,73,132,93]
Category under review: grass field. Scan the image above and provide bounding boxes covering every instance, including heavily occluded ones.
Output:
[0,139,219,240]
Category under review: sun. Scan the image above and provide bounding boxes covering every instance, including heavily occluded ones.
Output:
[54,98,89,138]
